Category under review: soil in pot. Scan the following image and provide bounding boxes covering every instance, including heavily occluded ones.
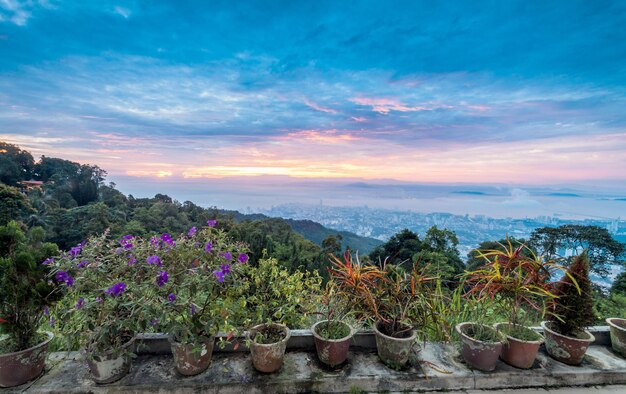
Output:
[312,320,353,367]
[541,321,594,365]
[495,323,543,369]
[606,318,626,358]
[456,322,503,372]
[0,332,53,388]
[373,320,417,369]
[85,336,135,384]
[249,323,290,373]
[170,336,215,376]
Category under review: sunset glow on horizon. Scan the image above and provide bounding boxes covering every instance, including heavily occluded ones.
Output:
[1,1,625,190]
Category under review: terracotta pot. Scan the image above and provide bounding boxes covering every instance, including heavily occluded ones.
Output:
[456,322,503,372]
[0,332,53,388]
[606,318,626,358]
[541,321,595,365]
[169,335,215,376]
[248,323,290,373]
[311,320,354,367]
[494,322,543,369]
[373,320,417,368]
[85,336,135,384]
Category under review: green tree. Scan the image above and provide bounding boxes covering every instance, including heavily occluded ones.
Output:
[529,225,625,275]
[0,184,35,225]
[0,141,35,185]
[611,272,626,296]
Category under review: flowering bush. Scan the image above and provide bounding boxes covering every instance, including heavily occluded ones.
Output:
[49,231,154,356]
[136,223,250,345]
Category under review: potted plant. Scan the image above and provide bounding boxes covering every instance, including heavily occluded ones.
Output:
[0,222,59,387]
[606,317,626,358]
[463,238,566,369]
[50,231,147,384]
[311,281,355,368]
[455,322,503,372]
[542,251,595,365]
[142,224,249,376]
[234,256,322,373]
[329,252,438,369]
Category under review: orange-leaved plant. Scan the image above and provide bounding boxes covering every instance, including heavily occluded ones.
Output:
[462,237,573,339]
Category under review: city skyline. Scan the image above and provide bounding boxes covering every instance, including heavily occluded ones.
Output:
[1,1,626,203]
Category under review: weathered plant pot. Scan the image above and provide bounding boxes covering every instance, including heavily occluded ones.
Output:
[0,332,53,388]
[85,337,135,384]
[456,322,503,372]
[248,323,290,373]
[311,320,354,367]
[606,318,626,358]
[169,335,215,376]
[541,321,595,365]
[373,320,417,368]
[494,322,543,369]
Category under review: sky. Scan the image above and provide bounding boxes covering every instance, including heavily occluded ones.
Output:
[1,1,626,213]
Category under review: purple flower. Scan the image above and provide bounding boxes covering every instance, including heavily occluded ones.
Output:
[96,297,103,304]
[207,219,217,227]
[205,241,213,253]
[147,255,162,267]
[48,316,55,328]
[156,271,169,287]
[128,256,137,266]
[105,282,127,297]
[69,243,83,259]
[187,226,197,237]
[55,271,74,287]
[42,257,54,265]
[190,304,196,316]
[160,233,174,246]
[213,269,225,283]
[76,298,85,310]
[149,319,158,326]
[150,236,159,247]
[220,264,231,275]
[119,235,134,250]
[43,307,49,316]
[77,260,89,268]
[167,293,176,302]
[238,253,249,264]
[219,251,232,261]
[122,235,134,241]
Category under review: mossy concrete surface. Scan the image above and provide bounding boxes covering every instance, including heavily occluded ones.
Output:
[5,342,626,393]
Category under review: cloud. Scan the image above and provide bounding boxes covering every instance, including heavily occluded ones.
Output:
[0,0,32,25]
[303,98,337,114]
[113,6,130,19]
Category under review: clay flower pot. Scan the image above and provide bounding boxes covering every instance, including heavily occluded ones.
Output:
[248,323,291,373]
[85,336,135,384]
[541,321,595,365]
[169,335,215,376]
[494,323,543,369]
[373,320,417,368]
[0,332,53,388]
[311,320,354,367]
[456,322,503,372]
[606,318,626,358]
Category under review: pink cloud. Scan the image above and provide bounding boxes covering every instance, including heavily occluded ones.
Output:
[351,116,367,122]
[350,97,453,114]
[303,98,338,114]
[279,129,361,144]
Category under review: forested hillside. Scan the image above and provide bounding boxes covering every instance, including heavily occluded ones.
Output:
[0,141,379,273]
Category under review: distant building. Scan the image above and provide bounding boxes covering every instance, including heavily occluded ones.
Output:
[18,180,44,192]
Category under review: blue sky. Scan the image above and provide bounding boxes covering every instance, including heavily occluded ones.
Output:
[1,1,625,189]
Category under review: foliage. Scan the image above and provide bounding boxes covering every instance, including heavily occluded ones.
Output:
[368,226,464,285]
[594,289,626,322]
[466,237,530,271]
[463,237,566,331]
[0,221,59,353]
[0,142,35,186]
[529,225,625,276]
[329,251,444,339]
[0,184,35,226]
[548,251,595,336]
[230,255,323,329]
[137,224,250,345]
[49,232,149,356]
[611,272,626,296]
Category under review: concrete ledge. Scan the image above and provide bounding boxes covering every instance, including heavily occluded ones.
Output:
[7,338,626,393]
